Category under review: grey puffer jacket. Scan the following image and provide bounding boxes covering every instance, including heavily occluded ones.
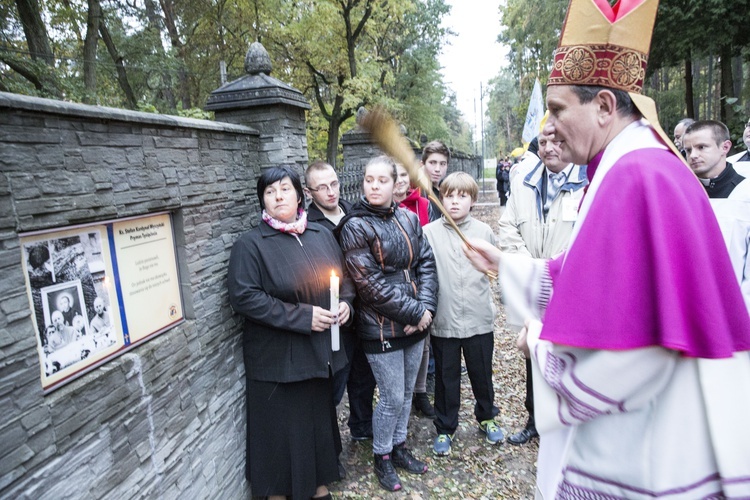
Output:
[336,198,438,353]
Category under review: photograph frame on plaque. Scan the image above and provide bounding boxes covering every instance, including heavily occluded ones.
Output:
[20,212,185,393]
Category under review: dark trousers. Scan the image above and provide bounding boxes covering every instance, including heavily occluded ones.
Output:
[332,329,357,406]
[432,332,498,435]
[499,190,508,206]
[346,336,377,437]
[524,358,535,429]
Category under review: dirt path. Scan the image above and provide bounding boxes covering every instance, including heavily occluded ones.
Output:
[331,188,538,499]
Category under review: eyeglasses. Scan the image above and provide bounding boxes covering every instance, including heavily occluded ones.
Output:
[308,181,340,193]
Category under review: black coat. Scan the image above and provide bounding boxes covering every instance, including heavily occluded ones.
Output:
[306,199,353,231]
[228,221,355,383]
[336,199,438,353]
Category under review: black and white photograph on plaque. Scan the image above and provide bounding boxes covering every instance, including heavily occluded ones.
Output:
[23,231,117,377]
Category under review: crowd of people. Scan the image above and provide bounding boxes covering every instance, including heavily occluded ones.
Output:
[228,139,512,498]
[227,0,750,496]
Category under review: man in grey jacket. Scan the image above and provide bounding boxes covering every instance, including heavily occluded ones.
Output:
[497,131,587,445]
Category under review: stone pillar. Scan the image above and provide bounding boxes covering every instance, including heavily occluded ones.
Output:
[340,112,423,202]
[205,42,311,173]
[341,126,380,202]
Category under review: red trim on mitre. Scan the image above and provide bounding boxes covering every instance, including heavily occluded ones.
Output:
[548,44,647,93]
[605,0,645,21]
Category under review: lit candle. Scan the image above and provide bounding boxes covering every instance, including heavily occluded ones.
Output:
[330,270,340,351]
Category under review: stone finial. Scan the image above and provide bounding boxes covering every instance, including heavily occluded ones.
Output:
[355,107,368,126]
[245,42,272,75]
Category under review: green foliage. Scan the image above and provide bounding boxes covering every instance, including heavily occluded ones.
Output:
[490,0,750,157]
[0,0,476,160]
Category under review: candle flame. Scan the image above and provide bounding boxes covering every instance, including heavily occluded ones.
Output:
[331,270,337,278]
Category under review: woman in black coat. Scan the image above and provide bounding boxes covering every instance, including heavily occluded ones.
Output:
[228,166,355,500]
[336,156,438,492]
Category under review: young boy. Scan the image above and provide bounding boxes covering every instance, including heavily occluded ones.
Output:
[423,172,502,456]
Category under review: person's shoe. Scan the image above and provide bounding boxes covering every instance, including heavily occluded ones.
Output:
[350,431,373,442]
[507,426,539,446]
[433,433,453,456]
[391,442,428,474]
[413,392,436,418]
[479,419,504,444]
[373,452,402,492]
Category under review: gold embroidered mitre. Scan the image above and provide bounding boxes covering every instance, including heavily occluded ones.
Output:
[548,0,658,94]
[548,0,688,163]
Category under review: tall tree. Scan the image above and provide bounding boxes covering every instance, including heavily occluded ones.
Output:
[15,0,54,64]
[83,0,100,103]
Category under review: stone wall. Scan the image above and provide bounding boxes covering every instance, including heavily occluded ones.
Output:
[340,126,482,202]
[0,92,259,499]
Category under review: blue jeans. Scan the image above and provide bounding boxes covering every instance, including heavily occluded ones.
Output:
[366,341,423,455]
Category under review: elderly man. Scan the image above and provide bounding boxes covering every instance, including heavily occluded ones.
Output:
[465,0,750,497]
[498,131,586,446]
[728,118,750,177]
[683,120,750,312]
[672,117,694,154]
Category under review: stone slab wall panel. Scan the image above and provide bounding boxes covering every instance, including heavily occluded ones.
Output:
[0,92,263,499]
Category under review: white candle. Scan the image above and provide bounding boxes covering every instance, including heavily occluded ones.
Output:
[330,270,340,351]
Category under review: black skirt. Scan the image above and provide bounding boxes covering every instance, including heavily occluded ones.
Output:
[245,376,342,499]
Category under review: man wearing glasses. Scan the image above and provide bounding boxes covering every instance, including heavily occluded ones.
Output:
[305,160,348,228]
[304,160,377,452]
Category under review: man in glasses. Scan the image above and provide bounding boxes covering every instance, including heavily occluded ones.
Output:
[305,160,348,228]
[304,160,377,453]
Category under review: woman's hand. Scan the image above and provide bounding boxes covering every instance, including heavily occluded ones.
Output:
[405,310,433,334]
[337,301,351,326]
[311,306,336,332]
[463,239,501,275]
[417,310,433,331]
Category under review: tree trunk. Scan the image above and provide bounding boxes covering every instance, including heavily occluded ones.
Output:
[143,0,176,109]
[158,0,192,109]
[99,21,137,108]
[707,54,714,120]
[720,44,734,125]
[83,0,101,104]
[732,56,742,100]
[684,56,694,118]
[693,58,700,119]
[15,0,54,65]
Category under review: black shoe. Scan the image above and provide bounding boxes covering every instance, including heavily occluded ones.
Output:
[338,458,347,479]
[373,452,402,492]
[413,392,435,418]
[391,442,428,474]
[507,427,539,446]
[350,431,373,442]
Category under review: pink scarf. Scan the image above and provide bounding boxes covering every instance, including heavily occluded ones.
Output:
[262,208,308,238]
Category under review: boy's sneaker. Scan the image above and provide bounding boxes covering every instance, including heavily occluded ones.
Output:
[433,434,453,456]
[479,419,504,444]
